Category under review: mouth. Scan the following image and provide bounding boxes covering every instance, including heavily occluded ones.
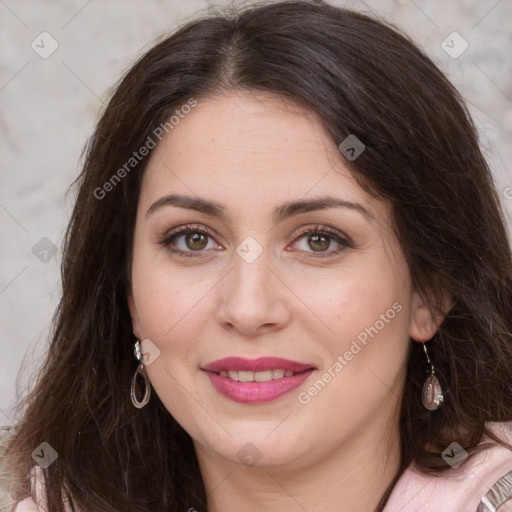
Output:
[201,356,315,404]
[216,368,297,382]
[202,356,314,374]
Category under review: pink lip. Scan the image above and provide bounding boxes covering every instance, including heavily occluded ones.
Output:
[202,356,314,373]
[202,357,315,404]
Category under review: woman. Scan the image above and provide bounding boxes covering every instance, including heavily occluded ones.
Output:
[2,1,512,511]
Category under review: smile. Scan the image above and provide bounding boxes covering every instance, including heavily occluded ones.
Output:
[202,356,315,404]
[217,369,295,381]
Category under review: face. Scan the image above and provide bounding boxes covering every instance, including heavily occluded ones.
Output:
[128,91,439,471]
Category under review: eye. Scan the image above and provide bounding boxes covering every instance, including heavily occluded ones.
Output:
[158,224,221,258]
[290,226,351,258]
[158,223,352,259]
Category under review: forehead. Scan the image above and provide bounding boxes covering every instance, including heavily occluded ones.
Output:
[140,92,385,223]
[167,91,331,148]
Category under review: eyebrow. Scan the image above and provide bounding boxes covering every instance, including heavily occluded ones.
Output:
[146,193,373,223]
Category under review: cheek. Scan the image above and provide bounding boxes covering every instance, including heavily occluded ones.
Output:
[294,251,410,352]
[294,272,410,425]
[131,244,214,342]
[131,256,214,428]
[291,259,412,415]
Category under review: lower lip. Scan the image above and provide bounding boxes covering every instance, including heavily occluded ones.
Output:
[204,369,314,404]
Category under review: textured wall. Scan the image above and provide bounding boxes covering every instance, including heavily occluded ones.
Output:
[1,0,511,424]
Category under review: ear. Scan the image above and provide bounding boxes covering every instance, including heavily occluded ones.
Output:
[127,293,142,340]
[409,287,452,342]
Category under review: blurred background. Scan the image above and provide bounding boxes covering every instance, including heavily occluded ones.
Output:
[1,0,511,424]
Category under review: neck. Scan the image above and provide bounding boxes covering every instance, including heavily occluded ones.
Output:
[195,405,401,512]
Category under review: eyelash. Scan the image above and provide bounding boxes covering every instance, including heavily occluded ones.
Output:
[158,224,352,259]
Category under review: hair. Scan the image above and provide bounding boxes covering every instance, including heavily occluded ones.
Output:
[6,1,512,511]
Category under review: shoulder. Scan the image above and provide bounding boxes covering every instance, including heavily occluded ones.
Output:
[384,421,512,512]
[0,426,71,512]
[0,425,20,512]
[0,425,39,511]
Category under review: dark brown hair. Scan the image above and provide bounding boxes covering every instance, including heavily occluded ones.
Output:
[7,1,512,511]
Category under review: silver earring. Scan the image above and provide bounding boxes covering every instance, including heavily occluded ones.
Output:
[421,342,443,410]
[131,340,151,409]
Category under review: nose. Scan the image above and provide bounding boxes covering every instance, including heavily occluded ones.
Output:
[216,247,291,337]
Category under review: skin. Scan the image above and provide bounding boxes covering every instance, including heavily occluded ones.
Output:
[127,91,444,512]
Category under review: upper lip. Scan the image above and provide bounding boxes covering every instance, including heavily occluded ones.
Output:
[202,357,315,373]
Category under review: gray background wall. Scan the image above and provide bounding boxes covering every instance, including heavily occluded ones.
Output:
[1,0,511,425]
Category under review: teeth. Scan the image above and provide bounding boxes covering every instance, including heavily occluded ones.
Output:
[238,371,254,382]
[254,370,272,382]
[218,369,296,382]
[272,369,285,379]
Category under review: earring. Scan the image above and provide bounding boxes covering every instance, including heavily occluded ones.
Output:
[421,341,444,410]
[131,340,151,409]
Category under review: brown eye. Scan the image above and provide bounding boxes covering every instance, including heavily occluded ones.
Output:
[185,232,208,250]
[159,225,222,258]
[291,226,352,258]
[308,234,331,252]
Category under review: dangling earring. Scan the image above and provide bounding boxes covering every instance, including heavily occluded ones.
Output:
[131,340,151,409]
[421,341,444,410]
